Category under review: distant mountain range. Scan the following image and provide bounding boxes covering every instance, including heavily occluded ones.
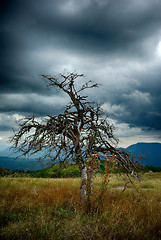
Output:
[0,142,161,170]
[126,142,161,167]
[0,157,44,171]
[0,147,51,170]
[0,147,45,158]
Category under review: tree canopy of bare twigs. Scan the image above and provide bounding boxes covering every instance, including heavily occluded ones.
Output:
[11,72,139,198]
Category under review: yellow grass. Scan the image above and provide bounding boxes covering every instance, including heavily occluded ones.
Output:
[0,173,161,239]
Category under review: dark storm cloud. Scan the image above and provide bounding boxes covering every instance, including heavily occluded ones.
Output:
[102,61,161,130]
[0,92,69,118]
[0,0,161,137]
[1,0,161,60]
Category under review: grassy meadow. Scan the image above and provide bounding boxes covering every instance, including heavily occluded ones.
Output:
[0,173,161,240]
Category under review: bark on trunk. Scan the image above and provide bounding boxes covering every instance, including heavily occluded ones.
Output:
[79,163,87,200]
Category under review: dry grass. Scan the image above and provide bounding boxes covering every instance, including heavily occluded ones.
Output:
[0,173,161,240]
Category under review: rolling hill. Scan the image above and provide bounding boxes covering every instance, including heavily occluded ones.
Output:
[0,156,43,171]
[0,147,50,170]
[126,142,161,167]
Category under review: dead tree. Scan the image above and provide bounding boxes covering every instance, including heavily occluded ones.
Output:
[11,72,139,199]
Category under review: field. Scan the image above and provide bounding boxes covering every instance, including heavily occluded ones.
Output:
[0,173,161,240]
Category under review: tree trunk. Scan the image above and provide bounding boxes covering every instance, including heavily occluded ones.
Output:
[79,162,87,200]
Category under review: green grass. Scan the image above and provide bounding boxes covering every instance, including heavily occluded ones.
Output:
[0,173,161,239]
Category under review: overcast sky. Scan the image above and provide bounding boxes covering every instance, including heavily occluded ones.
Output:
[0,0,161,150]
